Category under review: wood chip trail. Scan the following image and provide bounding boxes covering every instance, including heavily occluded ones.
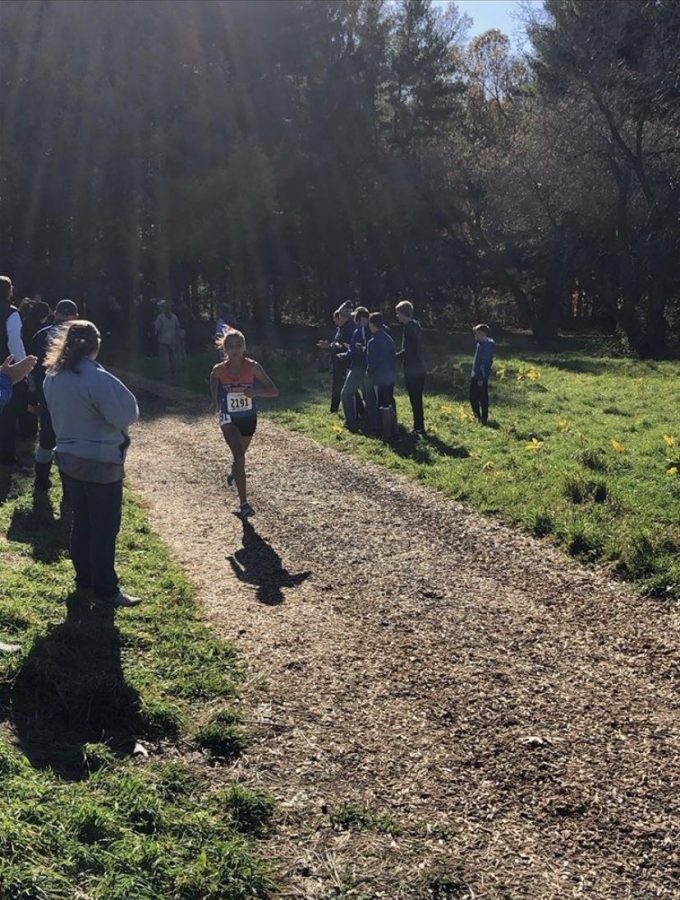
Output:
[126,383,678,900]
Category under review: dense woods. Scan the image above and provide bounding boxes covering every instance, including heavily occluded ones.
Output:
[1,0,678,355]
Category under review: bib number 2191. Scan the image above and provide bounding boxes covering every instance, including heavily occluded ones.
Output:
[227,392,253,412]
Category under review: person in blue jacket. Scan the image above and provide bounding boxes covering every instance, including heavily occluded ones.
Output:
[0,355,37,411]
[338,306,370,431]
[365,312,398,441]
[470,323,495,425]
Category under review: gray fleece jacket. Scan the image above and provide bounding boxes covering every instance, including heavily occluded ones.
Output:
[43,359,139,464]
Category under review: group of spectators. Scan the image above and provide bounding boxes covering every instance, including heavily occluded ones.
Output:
[321,299,427,441]
[322,300,496,439]
[1,275,141,609]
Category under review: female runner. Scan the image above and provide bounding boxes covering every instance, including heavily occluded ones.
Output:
[210,329,278,518]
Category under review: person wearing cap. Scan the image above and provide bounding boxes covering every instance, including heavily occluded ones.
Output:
[30,299,80,492]
[316,302,354,413]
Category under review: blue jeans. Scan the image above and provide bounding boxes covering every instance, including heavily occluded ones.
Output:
[341,367,366,429]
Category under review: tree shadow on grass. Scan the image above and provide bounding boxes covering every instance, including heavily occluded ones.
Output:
[6,491,70,564]
[228,520,311,606]
[3,590,142,779]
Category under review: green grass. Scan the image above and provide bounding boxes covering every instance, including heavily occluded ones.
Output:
[109,329,680,599]
[329,802,402,837]
[0,475,272,898]
[271,350,679,599]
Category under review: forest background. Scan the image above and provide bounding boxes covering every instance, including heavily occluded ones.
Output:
[1,0,679,358]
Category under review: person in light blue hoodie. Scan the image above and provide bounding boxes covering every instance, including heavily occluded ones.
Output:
[43,320,141,608]
[469,323,495,425]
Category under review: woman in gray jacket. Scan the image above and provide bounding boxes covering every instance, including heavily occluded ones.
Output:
[43,320,141,607]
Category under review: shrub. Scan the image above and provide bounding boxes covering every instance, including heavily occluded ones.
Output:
[139,698,186,739]
[217,784,275,835]
[576,449,608,472]
[195,710,247,761]
[567,526,603,561]
[530,512,554,537]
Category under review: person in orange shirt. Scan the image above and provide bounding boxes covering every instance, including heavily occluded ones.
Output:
[210,329,278,518]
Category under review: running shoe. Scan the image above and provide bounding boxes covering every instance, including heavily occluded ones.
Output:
[227,471,235,487]
[239,501,254,518]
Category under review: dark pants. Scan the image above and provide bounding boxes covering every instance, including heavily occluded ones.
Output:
[34,404,58,489]
[331,358,348,413]
[469,378,489,423]
[37,404,56,454]
[0,382,21,463]
[62,474,123,599]
[405,371,425,432]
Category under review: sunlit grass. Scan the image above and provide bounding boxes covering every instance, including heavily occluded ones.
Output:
[0,478,272,898]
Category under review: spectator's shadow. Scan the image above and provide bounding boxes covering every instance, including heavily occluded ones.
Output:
[228,520,311,606]
[6,491,70,563]
[388,430,470,462]
[5,590,142,779]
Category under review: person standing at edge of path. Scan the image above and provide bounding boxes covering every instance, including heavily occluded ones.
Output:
[0,275,30,471]
[317,301,354,413]
[155,301,181,379]
[43,320,142,608]
[339,306,370,432]
[0,355,38,410]
[16,296,51,439]
[215,304,238,341]
[210,328,279,519]
[366,311,398,442]
[30,299,80,493]
[395,300,427,436]
[469,323,495,426]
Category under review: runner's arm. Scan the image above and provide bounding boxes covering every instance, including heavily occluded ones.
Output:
[210,366,220,411]
[249,363,279,399]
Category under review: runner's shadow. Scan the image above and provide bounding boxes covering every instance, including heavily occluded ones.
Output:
[5,590,142,779]
[228,520,311,606]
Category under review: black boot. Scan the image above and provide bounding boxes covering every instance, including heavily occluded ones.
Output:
[34,461,52,492]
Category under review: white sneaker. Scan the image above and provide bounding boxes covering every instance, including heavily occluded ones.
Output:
[111,592,143,608]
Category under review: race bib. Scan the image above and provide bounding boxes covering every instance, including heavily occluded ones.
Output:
[219,409,232,426]
[226,392,253,413]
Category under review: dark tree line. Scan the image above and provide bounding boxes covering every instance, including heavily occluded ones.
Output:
[1,0,678,355]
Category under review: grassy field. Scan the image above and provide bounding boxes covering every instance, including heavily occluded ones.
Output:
[112,327,680,600]
[0,472,272,899]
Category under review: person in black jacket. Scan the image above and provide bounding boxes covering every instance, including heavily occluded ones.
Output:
[395,300,426,435]
[0,275,29,470]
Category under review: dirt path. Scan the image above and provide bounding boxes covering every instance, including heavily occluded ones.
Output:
[126,382,678,899]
